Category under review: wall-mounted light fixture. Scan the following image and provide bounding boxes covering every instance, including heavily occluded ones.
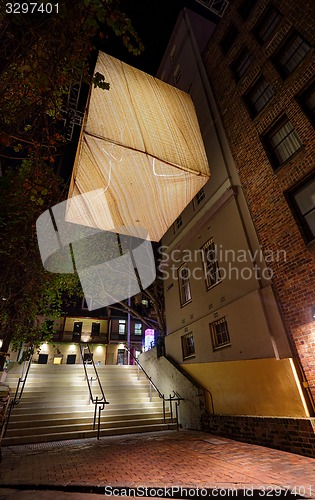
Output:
[312,306,315,319]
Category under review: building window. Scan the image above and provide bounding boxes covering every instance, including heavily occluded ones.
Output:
[202,238,221,290]
[254,5,282,44]
[72,321,82,341]
[262,116,303,169]
[286,174,315,244]
[210,317,231,350]
[134,323,142,335]
[181,333,195,360]
[238,0,258,20]
[244,76,274,117]
[231,47,252,81]
[220,24,238,55]
[174,215,183,233]
[273,31,311,78]
[73,321,82,333]
[91,322,100,336]
[297,80,315,126]
[193,187,206,208]
[178,264,192,306]
[118,320,126,335]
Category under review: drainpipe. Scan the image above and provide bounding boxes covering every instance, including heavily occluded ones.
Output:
[127,297,131,365]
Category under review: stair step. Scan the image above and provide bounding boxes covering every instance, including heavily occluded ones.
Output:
[2,422,177,446]
[3,364,178,445]
[5,416,174,437]
[9,412,170,428]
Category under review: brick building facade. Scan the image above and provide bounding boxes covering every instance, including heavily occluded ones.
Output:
[203,0,315,402]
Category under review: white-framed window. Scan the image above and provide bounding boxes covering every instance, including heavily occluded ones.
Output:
[118,320,126,335]
[134,323,142,335]
[210,317,231,350]
[178,264,192,307]
[181,332,195,360]
[202,238,221,290]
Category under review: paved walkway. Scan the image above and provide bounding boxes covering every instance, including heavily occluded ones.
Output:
[0,431,314,499]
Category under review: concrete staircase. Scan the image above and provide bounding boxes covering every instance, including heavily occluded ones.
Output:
[2,363,176,446]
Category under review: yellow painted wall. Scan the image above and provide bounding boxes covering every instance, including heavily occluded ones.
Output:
[182,358,309,418]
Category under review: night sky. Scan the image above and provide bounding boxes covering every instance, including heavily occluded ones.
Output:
[103,0,219,75]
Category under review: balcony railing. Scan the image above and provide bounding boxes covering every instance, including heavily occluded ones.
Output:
[52,331,109,343]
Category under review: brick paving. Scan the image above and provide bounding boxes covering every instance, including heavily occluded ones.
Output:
[0,430,314,499]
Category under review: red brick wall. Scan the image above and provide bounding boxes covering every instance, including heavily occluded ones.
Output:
[201,414,315,458]
[203,0,315,400]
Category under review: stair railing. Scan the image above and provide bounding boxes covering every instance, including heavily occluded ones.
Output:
[2,354,33,437]
[0,386,11,444]
[79,343,109,439]
[125,346,184,430]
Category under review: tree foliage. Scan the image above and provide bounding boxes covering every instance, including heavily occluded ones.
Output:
[0,0,143,163]
[0,0,166,368]
[0,160,83,367]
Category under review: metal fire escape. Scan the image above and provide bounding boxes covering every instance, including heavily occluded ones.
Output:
[62,73,85,142]
[194,0,229,17]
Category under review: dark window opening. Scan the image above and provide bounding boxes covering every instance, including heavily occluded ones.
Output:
[238,0,258,19]
[244,76,274,116]
[273,31,311,78]
[254,5,282,44]
[231,47,252,81]
[262,116,303,169]
[38,354,49,364]
[286,174,315,245]
[297,80,315,126]
[220,25,238,55]
[181,333,195,360]
[91,322,100,336]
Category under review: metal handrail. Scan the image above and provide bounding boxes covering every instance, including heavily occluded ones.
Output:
[79,343,109,439]
[165,354,215,414]
[125,346,184,429]
[0,386,11,444]
[3,355,33,438]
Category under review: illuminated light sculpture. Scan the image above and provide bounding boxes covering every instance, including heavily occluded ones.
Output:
[66,52,210,242]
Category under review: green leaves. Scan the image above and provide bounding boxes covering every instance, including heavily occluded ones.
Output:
[92,72,110,90]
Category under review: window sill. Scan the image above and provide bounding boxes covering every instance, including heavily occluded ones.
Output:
[183,354,195,360]
[206,280,222,292]
[180,300,192,308]
[271,145,305,173]
[213,342,231,351]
